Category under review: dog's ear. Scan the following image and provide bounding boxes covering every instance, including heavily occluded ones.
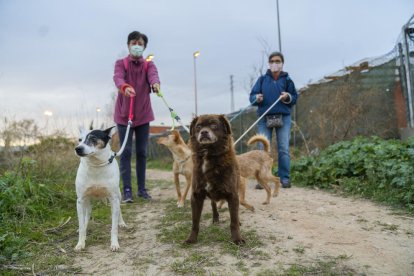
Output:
[219,115,232,135]
[103,126,117,138]
[78,126,87,136]
[172,130,180,143]
[189,116,199,137]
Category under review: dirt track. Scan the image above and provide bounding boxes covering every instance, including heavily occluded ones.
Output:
[75,169,414,275]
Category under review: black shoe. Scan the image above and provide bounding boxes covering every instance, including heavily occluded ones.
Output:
[281,181,291,188]
[138,191,152,200]
[255,184,264,190]
[122,190,134,203]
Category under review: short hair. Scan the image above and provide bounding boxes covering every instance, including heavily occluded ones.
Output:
[268,52,284,63]
[127,31,148,48]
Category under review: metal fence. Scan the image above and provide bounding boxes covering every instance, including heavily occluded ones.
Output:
[147,14,414,160]
[397,14,414,129]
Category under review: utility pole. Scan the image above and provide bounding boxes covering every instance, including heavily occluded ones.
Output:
[230,75,235,113]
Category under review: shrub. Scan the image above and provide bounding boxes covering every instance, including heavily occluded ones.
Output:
[291,136,414,212]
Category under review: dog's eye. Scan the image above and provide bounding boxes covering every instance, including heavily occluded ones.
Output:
[196,125,202,131]
[211,124,218,129]
[78,138,82,142]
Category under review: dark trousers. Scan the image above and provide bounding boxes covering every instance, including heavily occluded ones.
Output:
[117,123,149,195]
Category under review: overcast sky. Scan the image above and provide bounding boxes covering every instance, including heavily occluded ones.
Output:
[0,0,413,136]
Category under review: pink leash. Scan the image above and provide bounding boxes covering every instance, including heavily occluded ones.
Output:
[108,95,135,164]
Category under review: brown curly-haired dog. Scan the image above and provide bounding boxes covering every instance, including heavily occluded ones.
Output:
[185,114,245,245]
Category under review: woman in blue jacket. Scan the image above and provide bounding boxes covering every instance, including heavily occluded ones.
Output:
[249,52,298,188]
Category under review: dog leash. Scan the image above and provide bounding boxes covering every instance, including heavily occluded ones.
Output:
[156,90,190,133]
[233,96,282,146]
[108,94,135,164]
[228,98,257,123]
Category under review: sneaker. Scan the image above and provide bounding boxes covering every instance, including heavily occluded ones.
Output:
[137,191,152,200]
[281,181,291,188]
[123,189,133,203]
[255,184,264,190]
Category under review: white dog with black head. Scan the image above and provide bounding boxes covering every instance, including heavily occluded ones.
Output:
[74,126,126,252]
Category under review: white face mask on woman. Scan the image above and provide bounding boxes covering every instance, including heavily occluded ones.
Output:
[269,63,283,72]
[130,45,144,57]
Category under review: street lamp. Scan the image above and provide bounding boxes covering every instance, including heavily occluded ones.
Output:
[43,110,53,136]
[193,51,200,116]
[96,107,101,129]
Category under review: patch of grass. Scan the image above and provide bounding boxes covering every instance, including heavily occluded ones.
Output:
[292,245,305,255]
[376,221,399,232]
[257,256,358,275]
[147,158,173,171]
[157,199,264,260]
[170,251,217,275]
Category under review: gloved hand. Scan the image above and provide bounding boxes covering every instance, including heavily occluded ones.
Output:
[152,83,160,94]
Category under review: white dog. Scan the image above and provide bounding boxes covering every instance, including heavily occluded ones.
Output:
[74,126,126,252]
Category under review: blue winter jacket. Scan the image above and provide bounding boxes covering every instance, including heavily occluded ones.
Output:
[249,70,298,116]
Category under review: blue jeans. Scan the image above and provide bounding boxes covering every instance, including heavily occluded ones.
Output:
[257,114,291,184]
[117,123,149,195]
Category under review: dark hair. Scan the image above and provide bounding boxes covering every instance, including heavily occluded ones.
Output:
[127,31,148,48]
[268,52,284,63]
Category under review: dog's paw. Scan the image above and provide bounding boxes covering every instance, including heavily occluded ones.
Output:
[177,201,184,208]
[74,242,85,252]
[184,237,197,244]
[262,201,270,205]
[110,242,120,252]
[119,222,127,228]
[272,192,279,197]
[233,238,246,245]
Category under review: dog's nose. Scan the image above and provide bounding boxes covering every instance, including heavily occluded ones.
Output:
[75,146,83,155]
[201,130,209,136]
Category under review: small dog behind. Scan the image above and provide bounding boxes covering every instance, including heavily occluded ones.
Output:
[185,114,244,245]
[156,130,192,207]
[74,126,126,252]
[237,135,280,204]
[218,134,280,211]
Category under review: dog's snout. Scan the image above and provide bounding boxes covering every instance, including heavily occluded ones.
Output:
[200,130,209,136]
[75,146,83,154]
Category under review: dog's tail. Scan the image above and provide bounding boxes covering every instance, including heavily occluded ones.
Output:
[247,134,270,152]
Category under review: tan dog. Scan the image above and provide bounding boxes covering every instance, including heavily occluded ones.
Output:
[185,114,244,245]
[237,135,280,204]
[156,130,192,207]
[218,134,280,211]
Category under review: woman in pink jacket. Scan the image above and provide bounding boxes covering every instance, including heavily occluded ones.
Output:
[113,31,160,203]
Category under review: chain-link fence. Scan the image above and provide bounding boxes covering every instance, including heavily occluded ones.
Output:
[396,14,414,130]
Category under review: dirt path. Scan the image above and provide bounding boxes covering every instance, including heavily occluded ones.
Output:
[75,169,414,275]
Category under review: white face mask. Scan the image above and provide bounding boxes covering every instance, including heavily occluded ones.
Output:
[130,45,144,57]
[269,63,282,72]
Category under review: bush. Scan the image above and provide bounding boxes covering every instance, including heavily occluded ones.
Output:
[291,136,414,212]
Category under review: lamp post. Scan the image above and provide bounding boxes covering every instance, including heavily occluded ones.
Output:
[193,51,200,116]
[43,110,53,136]
[96,107,101,129]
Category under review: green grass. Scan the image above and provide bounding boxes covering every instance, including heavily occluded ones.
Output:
[157,199,263,260]
[147,158,173,171]
[257,256,358,276]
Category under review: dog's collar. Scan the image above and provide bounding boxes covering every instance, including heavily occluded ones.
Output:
[108,152,117,164]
